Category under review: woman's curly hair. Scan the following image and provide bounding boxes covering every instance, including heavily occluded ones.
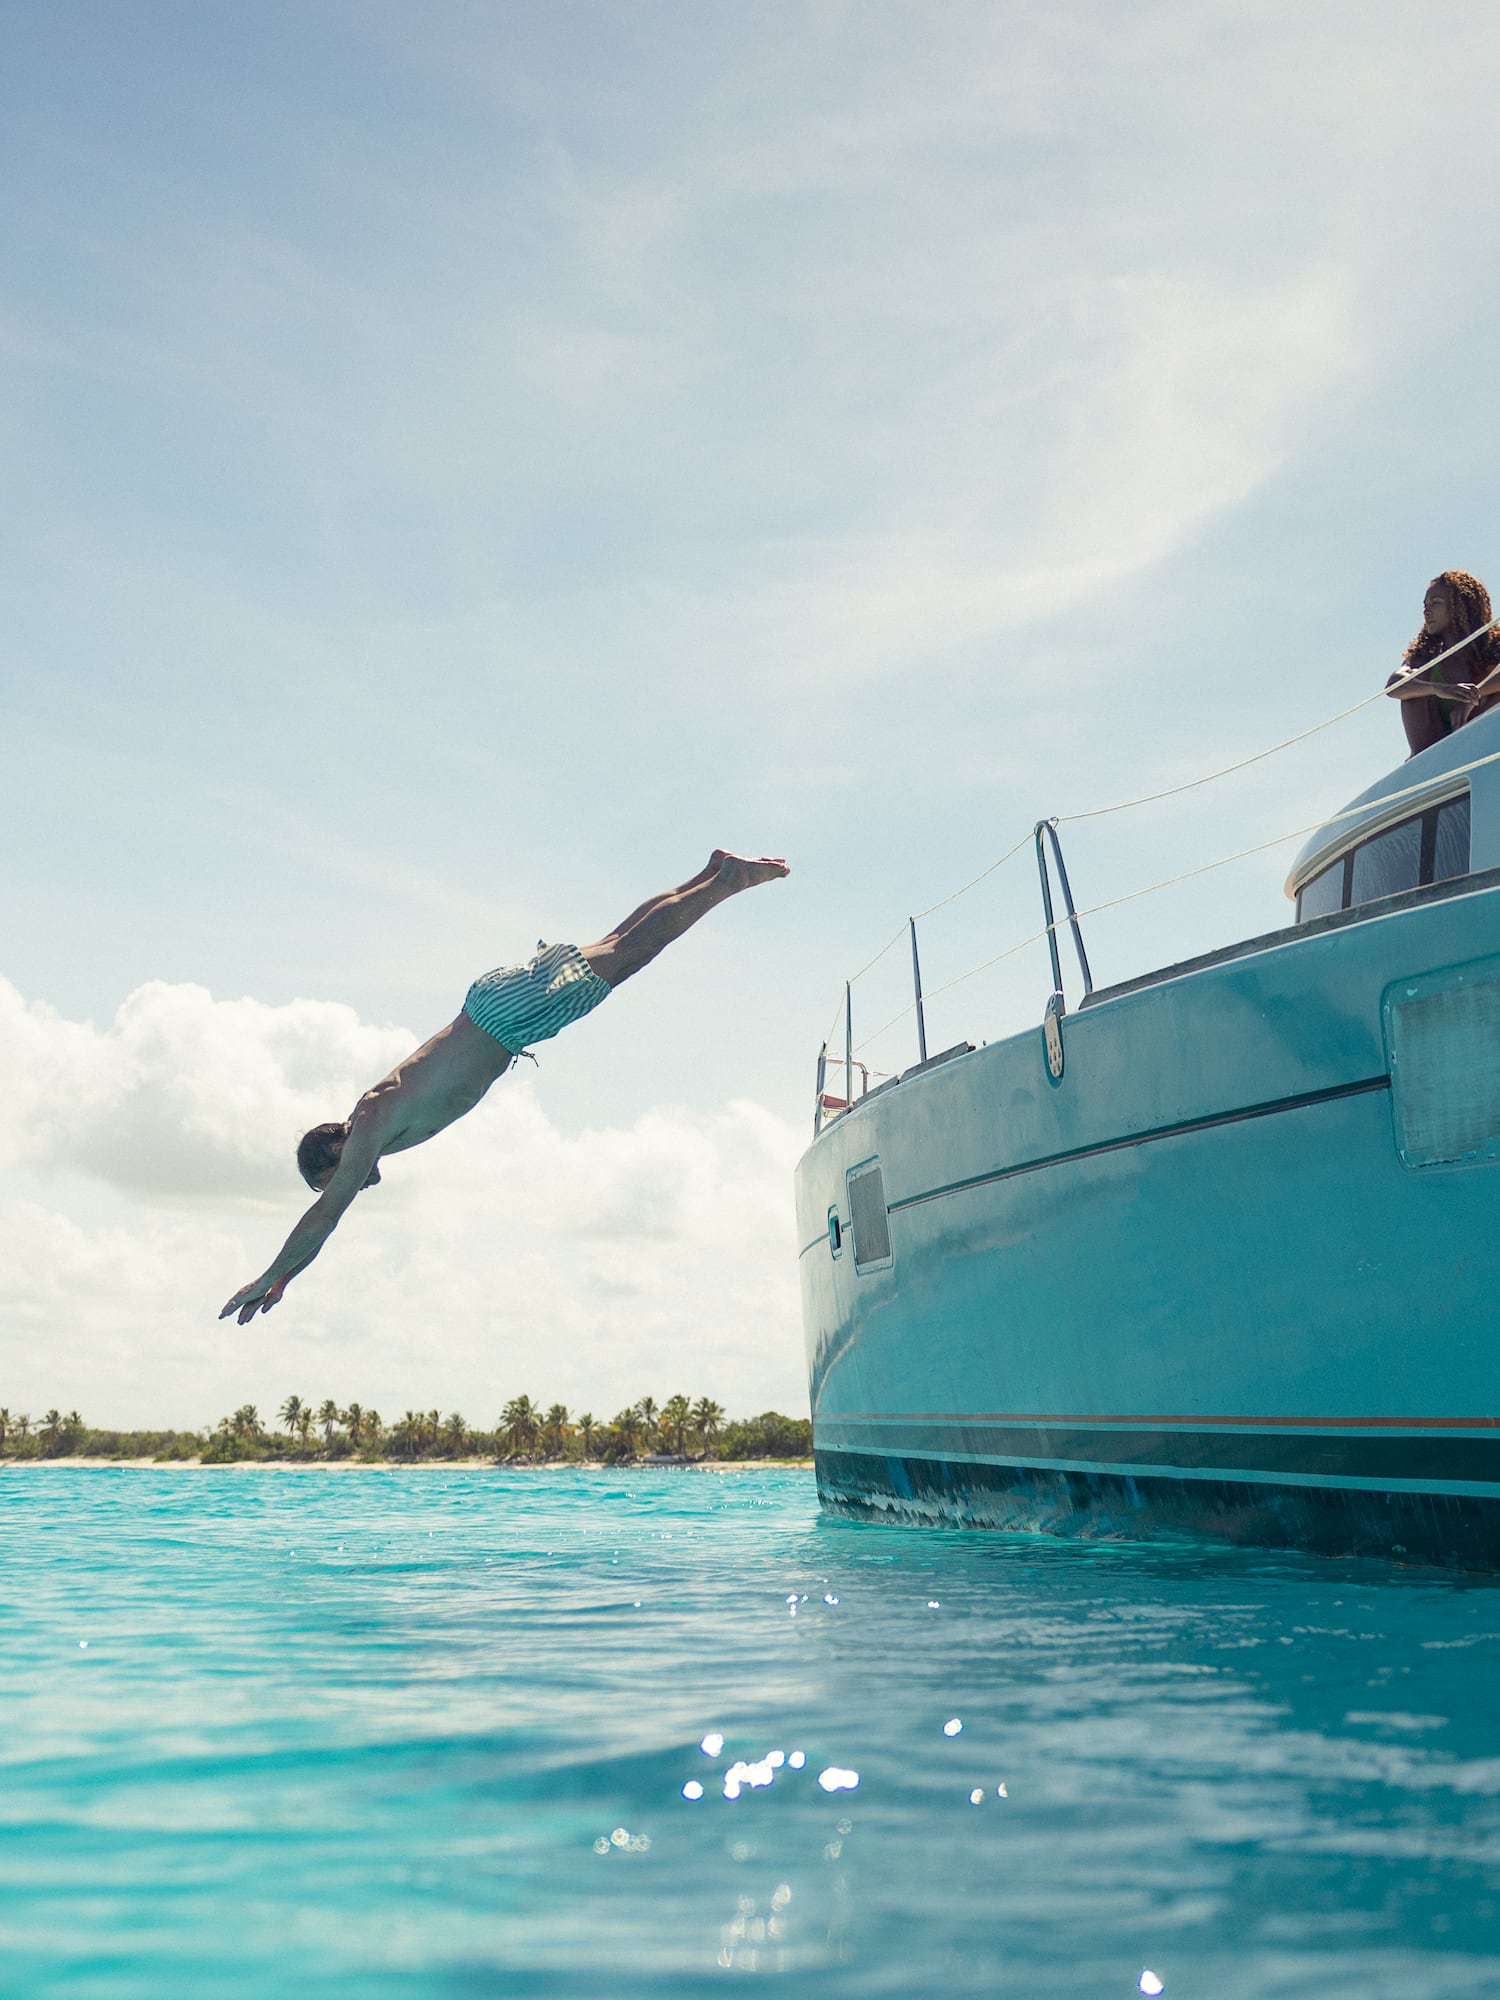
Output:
[1403,570,1500,679]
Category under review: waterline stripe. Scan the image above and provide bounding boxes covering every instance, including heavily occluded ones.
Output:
[819,1412,1500,1430]
[813,1423,1500,1485]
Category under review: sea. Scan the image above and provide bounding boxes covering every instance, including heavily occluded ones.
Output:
[4,1467,1500,1998]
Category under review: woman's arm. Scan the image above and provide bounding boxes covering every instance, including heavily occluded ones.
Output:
[1386,666,1475,704]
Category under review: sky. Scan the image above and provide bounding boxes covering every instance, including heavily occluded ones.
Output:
[5,0,1500,1431]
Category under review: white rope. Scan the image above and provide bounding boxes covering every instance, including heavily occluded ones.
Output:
[913,830,1036,920]
[842,924,906,992]
[852,924,1053,1053]
[818,832,1040,1046]
[831,829,1040,1016]
[1058,616,1500,824]
[821,616,1500,1057]
[848,739,1500,1059]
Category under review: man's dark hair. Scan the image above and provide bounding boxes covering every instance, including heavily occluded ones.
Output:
[296,1122,347,1190]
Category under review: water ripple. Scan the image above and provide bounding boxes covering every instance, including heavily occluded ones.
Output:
[2,1467,1499,1995]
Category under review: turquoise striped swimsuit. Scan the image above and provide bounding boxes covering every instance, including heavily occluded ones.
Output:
[463,941,611,1055]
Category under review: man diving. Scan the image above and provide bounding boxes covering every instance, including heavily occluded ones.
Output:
[219,849,789,1325]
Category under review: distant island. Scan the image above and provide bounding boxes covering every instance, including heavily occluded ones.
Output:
[0,1395,812,1466]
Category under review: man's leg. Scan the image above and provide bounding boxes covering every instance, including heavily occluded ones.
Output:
[582,851,789,988]
[594,851,727,943]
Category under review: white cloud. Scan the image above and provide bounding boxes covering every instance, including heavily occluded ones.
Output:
[0,976,408,1197]
[0,977,806,1429]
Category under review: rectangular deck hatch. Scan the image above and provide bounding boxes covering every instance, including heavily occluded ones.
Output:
[847,1163,892,1269]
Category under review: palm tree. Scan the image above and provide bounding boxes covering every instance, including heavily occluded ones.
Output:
[342,1403,365,1447]
[14,1414,31,1446]
[541,1404,569,1459]
[0,1408,10,1453]
[64,1411,84,1446]
[662,1394,692,1455]
[576,1412,596,1459]
[442,1411,469,1456]
[42,1409,63,1451]
[691,1398,724,1455]
[635,1395,659,1437]
[609,1405,639,1460]
[279,1394,306,1439]
[232,1404,262,1440]
[391,1410,424,1460]
[500,1395,538,1460]
[318,1399,341,1447]
[426,1408,441,1451]
[363,1410,383,1451]
[297,1405,314,1448]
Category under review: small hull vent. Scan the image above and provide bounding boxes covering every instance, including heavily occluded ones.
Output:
[847,1163,892,1270]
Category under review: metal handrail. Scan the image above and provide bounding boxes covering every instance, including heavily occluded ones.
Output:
[812,823,1093,1131]
[813,1050,870,1135]
[1033,818,1093,1007]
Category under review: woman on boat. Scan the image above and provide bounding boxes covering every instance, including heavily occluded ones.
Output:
[1387,569,1500,754]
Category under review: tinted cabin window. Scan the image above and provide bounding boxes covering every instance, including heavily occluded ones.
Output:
[1433,795,1472,884]
[1295,793,1471,922]
[1297,858,1346,920]
[1350,814,1423,905]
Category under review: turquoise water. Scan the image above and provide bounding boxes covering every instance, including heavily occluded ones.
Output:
[5,1470,1500,1997]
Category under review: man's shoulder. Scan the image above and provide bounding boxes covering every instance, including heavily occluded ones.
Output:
[352,1080,400,1124]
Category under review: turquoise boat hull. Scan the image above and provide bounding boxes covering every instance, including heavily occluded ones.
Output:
[796,847,1500,1570]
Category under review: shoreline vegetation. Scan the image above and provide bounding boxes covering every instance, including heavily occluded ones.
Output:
[0,1396,813,1468]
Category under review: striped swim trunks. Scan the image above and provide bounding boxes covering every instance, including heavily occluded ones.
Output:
[462,940,611,1055]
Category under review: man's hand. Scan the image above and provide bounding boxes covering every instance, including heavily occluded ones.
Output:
[219,1275,290,1325]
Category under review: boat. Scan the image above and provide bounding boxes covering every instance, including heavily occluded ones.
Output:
[794,706,1500,1569]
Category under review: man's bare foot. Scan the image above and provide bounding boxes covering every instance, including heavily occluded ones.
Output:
[716,852,790,892]
[684,848,732,889]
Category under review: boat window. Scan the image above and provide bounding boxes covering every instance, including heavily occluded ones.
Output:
[1433,794,1471,884]
[1295,792,1470,921]
[1350,813,1424,906]
[1296,857,1346,921]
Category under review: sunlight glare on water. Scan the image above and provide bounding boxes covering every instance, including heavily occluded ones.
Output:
[3,1466,1500,1996]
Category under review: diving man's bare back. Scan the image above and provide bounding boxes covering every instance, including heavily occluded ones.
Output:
[219,851,788,1326]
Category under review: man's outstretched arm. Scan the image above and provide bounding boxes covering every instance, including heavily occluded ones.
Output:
[219,1113,382,1326]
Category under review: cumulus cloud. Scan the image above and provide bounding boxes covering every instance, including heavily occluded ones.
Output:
[0,976,411,1197]
[0,978,806,1430]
